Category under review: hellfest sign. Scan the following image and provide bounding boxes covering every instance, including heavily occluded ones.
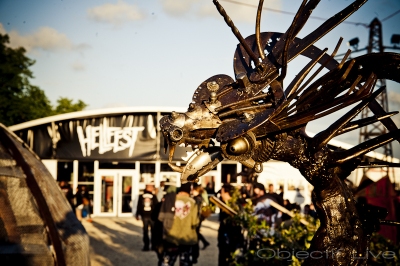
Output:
[76,123,145,157]
[14,114,189,161]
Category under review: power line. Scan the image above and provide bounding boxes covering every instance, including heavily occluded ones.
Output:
[220,0,399,27]
[381,9,400,22]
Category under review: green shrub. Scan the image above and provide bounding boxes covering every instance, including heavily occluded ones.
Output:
[222,187,399,265]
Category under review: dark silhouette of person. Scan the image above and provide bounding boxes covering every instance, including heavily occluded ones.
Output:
[205,182,215,195]
[277,185,284,199]
[282,199,293,221]
[218,184,244,266]
[136,184,158,251]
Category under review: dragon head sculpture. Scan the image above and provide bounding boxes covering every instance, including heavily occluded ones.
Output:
[161,0,400,185]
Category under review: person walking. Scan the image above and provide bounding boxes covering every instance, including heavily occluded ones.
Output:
[136,184,158,251]
[158,183,199,266]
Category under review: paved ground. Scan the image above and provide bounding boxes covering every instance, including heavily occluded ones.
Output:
[82,215,220,266]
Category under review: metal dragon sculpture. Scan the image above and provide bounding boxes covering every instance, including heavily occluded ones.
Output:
[160,0,400,265]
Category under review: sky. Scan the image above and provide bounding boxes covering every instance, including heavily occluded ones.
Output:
[0,0,400,157]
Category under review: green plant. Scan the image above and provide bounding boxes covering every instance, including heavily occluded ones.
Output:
[223,187,399,265]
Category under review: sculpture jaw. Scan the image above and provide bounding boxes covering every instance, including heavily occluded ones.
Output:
[179,147,224,184]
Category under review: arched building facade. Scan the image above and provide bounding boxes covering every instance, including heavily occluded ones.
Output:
[9,106,399,217]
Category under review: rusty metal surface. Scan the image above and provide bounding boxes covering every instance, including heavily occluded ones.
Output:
[160,0,400,265]
[0,124,90,266]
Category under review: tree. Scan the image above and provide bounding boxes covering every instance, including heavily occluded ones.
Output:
[0,33,87,126]
[53,97,87,115]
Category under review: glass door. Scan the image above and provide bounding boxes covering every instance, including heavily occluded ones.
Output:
[117,171,137,217]
[96,170,117,216]
[94,169,137,217]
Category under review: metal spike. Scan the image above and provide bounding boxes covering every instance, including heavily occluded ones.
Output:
[213,0,260,66]
[286,0,367,62]
[219,103,273,118]
[367,97,400,145]
[215,93,270,113]
[337,112,399,136]
[332,129,400,165]
[275,78,377,129]
[271,0,320,65]
[163,137,168,154]
[255,0,265,60]
[168,144,176,162]
[272,48,328,120]
[285,37,343,99]
[279,0,308,82]
[312,86,387,151]
[346,75,363,96]
[283,71,376,120]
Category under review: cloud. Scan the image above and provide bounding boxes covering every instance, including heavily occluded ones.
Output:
[160,0,281,23]
[72,61,86,71]
[388,91,400,106]
[161,0,199,17]
[88,1,146,26]
[0,23,89,52]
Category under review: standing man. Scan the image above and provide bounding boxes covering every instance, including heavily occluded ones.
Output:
[267,183,284,206]
[218,184,243,266]
[277,185,284,200]
[158,183,199,266]
[136,184,158,251]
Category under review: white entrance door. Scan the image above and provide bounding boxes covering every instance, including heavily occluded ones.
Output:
[94,169,138,217]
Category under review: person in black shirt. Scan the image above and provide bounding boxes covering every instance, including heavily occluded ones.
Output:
[267,183,284,206]
[218,184,243,266]
[136,184,158,251]
[282,199,293,221]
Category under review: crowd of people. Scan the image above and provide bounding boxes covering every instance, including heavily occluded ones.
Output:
[134,180,316,266]
[58,179,314,266]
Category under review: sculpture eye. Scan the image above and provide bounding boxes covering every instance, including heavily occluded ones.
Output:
[227,137,251,155]
[169,127,183,142]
